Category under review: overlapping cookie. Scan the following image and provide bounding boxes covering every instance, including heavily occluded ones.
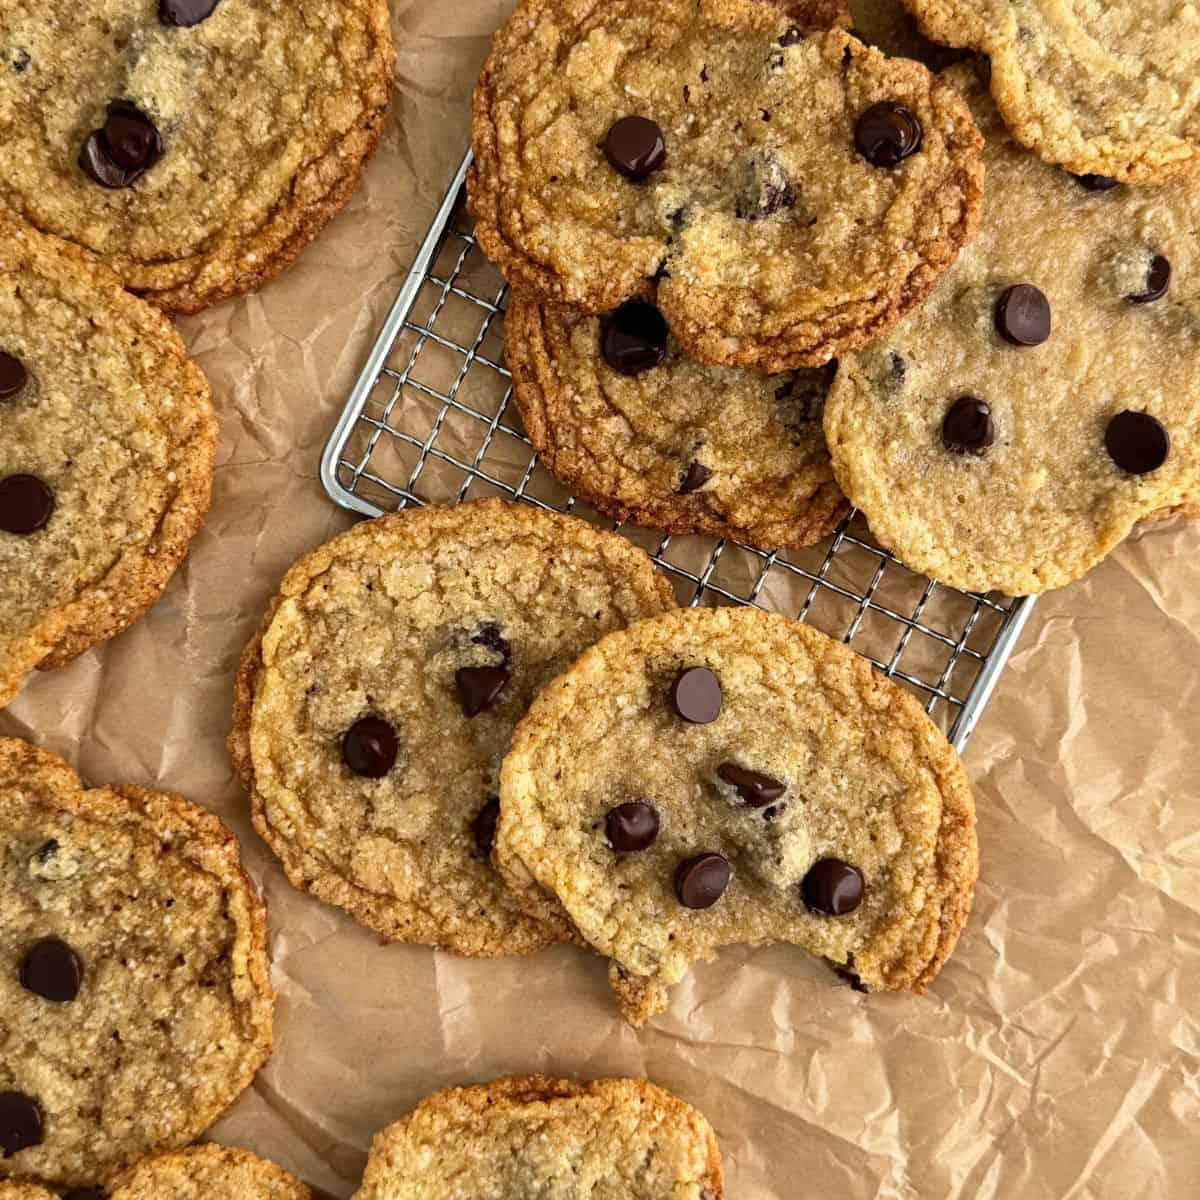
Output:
[99,1144,311,1199]
[496,607,977,1025]
[0,739,273,1188]
[849,0,967,69]
[825,66,1200,595]
[506,291,847,549]
[901,0,1200,182]
[229,500,676,957]
[471,0,984,370]
[353,1076,723,1200]
[0,1,395,312]
[0,218,215,708]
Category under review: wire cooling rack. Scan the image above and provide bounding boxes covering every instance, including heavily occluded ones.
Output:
[321,151,1036,751]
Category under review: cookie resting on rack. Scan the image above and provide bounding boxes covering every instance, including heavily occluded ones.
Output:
[353,1076,723,1200]
[229,499,676,958]
[0,0,395,312]
[901,0,1200,182]
[824,66,1200,596]
[470,0,984,371]
[506,291,847,550]
[0,218,215,709]
[0,738,273,1189]
[495,606,977,1026]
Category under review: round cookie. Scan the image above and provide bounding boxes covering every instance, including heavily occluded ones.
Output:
[0,219,215,709]
[901,0,1200,182]
[496,606,977,1026]
[506,291,847,549]
[824,66,1200,595]
[102,1144,310,1199]
[470,1,984,371]
[0,738,273,1189]
[0,1,395,312]
[353,1076,723,1200]
[228,500,676,957]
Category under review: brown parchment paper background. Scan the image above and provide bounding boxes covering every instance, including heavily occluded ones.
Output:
[3,2,1199,1195]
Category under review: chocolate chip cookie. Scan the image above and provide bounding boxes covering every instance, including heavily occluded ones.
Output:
[229,500,676,958]
[0,218,215,709]
[824,66,1200,595]
[496,606,977,1026]
[0,1,395,312]
[101,1144,311,1200]
[902,0,1200,182]
[506,291,847,549]
[0,738,273,1189]
[470,1,984,371]
[353,1076,723,1200]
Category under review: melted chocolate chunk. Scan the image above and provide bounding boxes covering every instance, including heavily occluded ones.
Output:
[601,299,668,376]
[678,461,712,494]
[855,102,922,167]
[942,397,995,456]
[79,102,162,189]
[1105,411,1169,475]
[605,801,660,852]
[801,858,864,915]
[674,853,731,909]
[160,0,221,26]
[995,284,1051,346]
[0,474,54,534]
[0,1091,42,1156]
[669,667,722,724]
[456,665,509,717]
[0,351,27,399]
[717,762,785,807]
[603,116,666,181]
[1126,255,1171,304]
[19,937,83,1002]
[341,716,399,778]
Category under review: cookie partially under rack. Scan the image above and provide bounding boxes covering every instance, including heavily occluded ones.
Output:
[321,151,1036,751]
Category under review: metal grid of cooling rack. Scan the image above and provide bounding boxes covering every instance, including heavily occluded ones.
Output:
[321,151,1037,752]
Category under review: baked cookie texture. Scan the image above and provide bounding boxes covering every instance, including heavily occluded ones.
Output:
[902,0,1200,182]
[229,500,676,958]
[102,1144,311,1199]
[506,292,847,549]
[0,0,395,312]
[353,1076,723,1200]
[824,66,1200,596]
[849,0,967,68]
[497,607,977,1026]
[0,218,215,710]
[0,739,273,1188]
[470,0,984,371]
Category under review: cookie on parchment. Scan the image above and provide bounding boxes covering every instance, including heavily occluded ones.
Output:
[470,0,984,371]
[0,738,273,1189]
[824,67,1200,595]
[901,0,1200,182]
[506,291,847,550]
[101,1144,311,1199]
[0,218,215,710]
[229,500,676,958]
[353,1076,723,1200]
[0,0,395,312]
[497,607,977,1026]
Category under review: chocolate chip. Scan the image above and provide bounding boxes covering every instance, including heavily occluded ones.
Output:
[778,26,805,46]
[0,1091,42,1156]
[19,938,83,1002]
[1074,173,1120,192]
[341,716,398,778]
[34,839,58,864]
[601,299,668,376]
[674,853,731,909]
[995,284,1051,346]
[471,621,512,666]
[472,797,500,857]
[801,858,864,915]
[79,102,162,189]
[160,0,221,26]
[11,48,30,73]
[456,665,509,717]
[678,461,711,494]
[603,116,666,181]
[717,763,785,807]
[605,801,660,852]
[942,397,994,456]
[0,474,54,534]
[1126,255,1171,304]
[0,351,27,399]
[1105,411,1169,475]
[735,151,795,221]
[670,667,722,724]
[854,102,923,167]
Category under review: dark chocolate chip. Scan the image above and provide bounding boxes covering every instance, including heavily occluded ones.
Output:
[0,351,27,399]
[160,0,221,26]
[717,762,785,807]
[472,797,500,857]
[995,284,1051,346]
[11,48,30,74]
[1105,411,1169,475]
[605,801,660,852]
[471,621,512,666]
[601,299,668,376]
[678,461,712,494]
[456,665,509,717]
[341,716,399,778]
[735,151,795,221]
[19,937,83,1002]
[603,116,666,181]
[674,853,731,909]
[669,667,722,724]
[1126,254,1171,304]
[0,474,54,534]
[34,839,58,864]
[778,26,805,46]
[942,396,995,456]
[854,101,923,168]
[0,1091,42,1157]
[801,858,864,915]
[79,102,162,189]
[1074,173,1120,192]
